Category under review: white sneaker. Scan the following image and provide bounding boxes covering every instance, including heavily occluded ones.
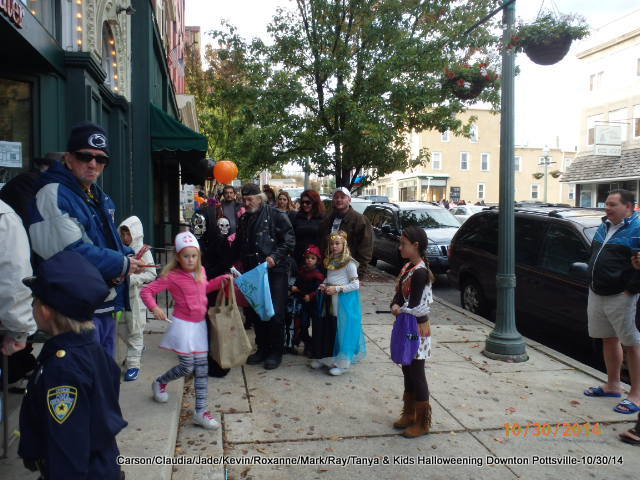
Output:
[152,380,168,403]
[329,367,345,376]
[309,360,323,369]
[193,411,220,430]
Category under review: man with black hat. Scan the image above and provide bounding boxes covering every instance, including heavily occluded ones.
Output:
[29,122,145,357]
[19,250,127,479]
[234,183,295,370]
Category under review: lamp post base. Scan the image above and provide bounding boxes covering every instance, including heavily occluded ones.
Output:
[482,348,529,363]
[483,331,528,363]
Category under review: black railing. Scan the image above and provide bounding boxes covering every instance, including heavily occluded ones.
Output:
[147,247,174,320]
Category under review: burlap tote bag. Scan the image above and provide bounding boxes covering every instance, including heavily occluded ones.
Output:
[208,279,252,368]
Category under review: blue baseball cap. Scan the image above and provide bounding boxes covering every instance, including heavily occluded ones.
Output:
[23,251,109,322]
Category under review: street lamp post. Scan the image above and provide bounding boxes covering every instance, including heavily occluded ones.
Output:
[539,145,555,203]
[482,0,528,362]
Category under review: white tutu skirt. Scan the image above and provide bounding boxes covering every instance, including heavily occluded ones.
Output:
[159,316,208,355]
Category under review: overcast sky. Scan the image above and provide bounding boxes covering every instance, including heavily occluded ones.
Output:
[185,0,640,152]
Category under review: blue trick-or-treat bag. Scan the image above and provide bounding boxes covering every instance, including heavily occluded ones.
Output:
[390,312,420,365]
[235,262,275,321]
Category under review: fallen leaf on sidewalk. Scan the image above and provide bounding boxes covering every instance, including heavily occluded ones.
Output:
[240,467,251,478]
[505,407,517,414]
[493,437,505,443]
[328,436,342,441]
[263,428,275,433]
[570,400,581,406]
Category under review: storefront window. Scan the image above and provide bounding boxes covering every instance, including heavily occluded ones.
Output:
[102,22,119,92]
[0,79,32,188]
[596,181,638,207]
[61,0,84,51]
[23,0,56,35]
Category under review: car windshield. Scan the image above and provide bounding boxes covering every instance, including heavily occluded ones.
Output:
[583,226,598,242]
[350,201,371,214]
[400,209,460,229]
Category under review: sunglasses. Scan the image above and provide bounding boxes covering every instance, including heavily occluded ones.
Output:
[300,200,312,205]
[74,151,109,165]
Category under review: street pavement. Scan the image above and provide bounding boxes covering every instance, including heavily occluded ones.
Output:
[1,271,639,480]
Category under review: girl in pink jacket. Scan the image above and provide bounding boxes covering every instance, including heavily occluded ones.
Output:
[141,232,230,430]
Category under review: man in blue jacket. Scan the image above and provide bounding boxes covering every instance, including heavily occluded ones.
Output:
[584,189,640,415]
[29,122,145,357]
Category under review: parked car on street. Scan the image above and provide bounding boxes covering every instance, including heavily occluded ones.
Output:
[363,202,460,273]
[450,205,486,223]
[447,206,602,348]
[359,194,389,202]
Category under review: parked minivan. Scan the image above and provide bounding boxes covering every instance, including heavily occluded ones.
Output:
[447,207,602,342]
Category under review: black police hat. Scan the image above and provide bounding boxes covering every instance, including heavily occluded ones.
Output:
[23,251,109,322]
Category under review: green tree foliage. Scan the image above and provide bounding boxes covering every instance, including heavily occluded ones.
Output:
[197,0,502,188]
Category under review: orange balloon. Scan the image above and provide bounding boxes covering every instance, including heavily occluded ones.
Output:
[213,160,238,184]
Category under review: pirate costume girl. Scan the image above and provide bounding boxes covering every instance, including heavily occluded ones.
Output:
[390,259,433,437]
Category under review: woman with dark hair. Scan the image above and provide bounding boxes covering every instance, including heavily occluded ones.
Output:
[262,185,277,205]
[292,189,326,265]
[276,191,298,225]
[389,226,435,438]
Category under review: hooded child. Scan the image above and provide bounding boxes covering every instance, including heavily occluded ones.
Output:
[118,215,157,381]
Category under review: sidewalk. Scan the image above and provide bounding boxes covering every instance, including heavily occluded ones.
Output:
[2,276,639,479]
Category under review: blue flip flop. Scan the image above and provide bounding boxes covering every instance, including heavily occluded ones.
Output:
[583,386,622,398]
[614,399,640,414]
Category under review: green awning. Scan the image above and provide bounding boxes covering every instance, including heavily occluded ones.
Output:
[150,103,208,152]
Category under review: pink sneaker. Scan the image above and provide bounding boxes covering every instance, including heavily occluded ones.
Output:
[193,411,220,430]
[152,380,168,403]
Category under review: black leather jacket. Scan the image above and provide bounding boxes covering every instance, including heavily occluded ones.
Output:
[235,203,295,273]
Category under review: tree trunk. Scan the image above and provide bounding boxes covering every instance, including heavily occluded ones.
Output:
[333,139,345,187]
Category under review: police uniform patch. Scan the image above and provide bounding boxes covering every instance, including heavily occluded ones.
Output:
[47,386,78,424]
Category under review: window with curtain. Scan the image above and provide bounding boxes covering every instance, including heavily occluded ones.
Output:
[102,22,119,92]
[61,0,84,51]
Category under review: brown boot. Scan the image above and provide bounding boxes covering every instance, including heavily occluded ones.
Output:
[402,401,432,438]
[393,392,415,429]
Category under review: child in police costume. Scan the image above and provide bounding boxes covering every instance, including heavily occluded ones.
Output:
[18,250,127,479]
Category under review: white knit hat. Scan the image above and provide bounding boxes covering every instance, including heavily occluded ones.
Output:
[175,231,200,253]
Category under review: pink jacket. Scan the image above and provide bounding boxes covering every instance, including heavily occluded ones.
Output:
[140,267,227,322]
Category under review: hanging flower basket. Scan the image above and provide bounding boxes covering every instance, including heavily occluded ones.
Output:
[532,172,544,180]
[510,12,589,66]
[549,170,562,179]
[443,63,499,100]
[523,35,573,65]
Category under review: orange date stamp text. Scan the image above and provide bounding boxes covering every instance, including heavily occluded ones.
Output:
[503,422,602,438]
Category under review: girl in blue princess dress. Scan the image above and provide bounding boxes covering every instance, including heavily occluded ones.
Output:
[310,231,366,375]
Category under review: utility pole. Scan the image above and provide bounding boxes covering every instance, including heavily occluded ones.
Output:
[483,0,528,362]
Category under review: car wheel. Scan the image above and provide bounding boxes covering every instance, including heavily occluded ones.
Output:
[370,256,377,266]
[460,278,489,317]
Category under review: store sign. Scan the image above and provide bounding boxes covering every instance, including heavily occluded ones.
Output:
[594,125,622,156]
[0,0,25,28]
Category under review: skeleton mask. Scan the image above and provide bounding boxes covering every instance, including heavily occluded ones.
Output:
[190,213,206,238]
[217,217,230,236]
